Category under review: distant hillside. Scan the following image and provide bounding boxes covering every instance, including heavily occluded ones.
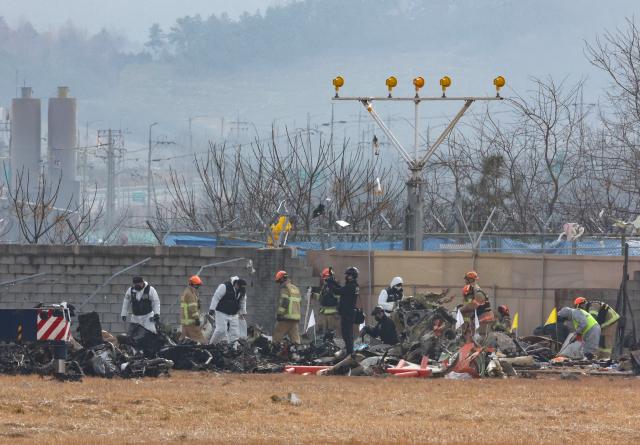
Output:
[0,0,638,145]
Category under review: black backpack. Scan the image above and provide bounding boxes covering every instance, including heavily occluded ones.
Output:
[77,312,104,348]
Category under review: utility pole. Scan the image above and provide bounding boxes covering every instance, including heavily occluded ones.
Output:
[147,122,158,219]
[332,74,505,251]
[82,120,101,202]
[229,112,249,142]
[106,129,115,229]
[330,102,334,146]
[83,122,89,200]
[188,115,207,152]
[98,129,123,230]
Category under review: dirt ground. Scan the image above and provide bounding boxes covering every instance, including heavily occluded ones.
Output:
[0,372,639,445]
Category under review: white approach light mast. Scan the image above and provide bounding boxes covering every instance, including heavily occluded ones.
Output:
[331,74,506,251]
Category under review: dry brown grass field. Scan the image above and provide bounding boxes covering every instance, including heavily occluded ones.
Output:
[0,372,639,444]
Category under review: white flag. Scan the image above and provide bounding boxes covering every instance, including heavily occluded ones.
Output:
[306,310,316,332]
[455,309,464,330]
[474,310,480,330]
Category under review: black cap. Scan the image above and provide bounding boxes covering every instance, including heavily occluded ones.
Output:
[133,276,144,284]
[371,306,384,315]
[237,278,247,286]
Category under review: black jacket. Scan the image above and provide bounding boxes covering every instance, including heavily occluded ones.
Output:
[328,278,359,318]
[364,316,398,345]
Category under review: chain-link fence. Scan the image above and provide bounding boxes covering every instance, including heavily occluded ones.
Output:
[156,231,638,256]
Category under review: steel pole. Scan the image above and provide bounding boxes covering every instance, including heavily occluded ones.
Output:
[334,94,499,252]
[368,219,373,303]
[147,122,158,219]
[414,99,419,161]
[405,168,424,251]
[106,129,114,228]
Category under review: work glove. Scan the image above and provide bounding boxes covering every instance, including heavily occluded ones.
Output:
[121,316,126,322]
[209,310,215,316]
[194,318,200,326]
[575,334,583,342]
[152,314,160,323]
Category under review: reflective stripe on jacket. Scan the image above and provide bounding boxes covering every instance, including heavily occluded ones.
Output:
[320,306,338,315]
[277,282,301,321]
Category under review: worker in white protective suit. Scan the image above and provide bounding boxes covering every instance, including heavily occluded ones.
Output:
[121,276,161,334]
[378,277,404,314]
[209,276,247,344]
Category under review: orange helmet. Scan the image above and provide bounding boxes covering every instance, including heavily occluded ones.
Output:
[574,296,587,307]
[465,271,478,281]
[189,275,202,286]
[321,267,332,279]
[462,284,473,296]
[275,270,288,283]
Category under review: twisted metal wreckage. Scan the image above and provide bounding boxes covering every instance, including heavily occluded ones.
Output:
[1,289,638,381]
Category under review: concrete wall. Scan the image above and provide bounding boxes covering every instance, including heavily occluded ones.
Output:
[2,243,637,339]
[371,251,640,335]
[0,245,314,335]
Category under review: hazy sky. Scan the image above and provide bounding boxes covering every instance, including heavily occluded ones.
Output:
[0,0,282,41]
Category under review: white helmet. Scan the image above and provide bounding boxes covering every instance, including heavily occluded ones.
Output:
[230,276,240,285]
[390,277,403,287]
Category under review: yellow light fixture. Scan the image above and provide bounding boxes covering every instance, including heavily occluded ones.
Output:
[386,76,398,97]
[332,76,344,97]
[413,76,425,97]
[439,76,452,97]
[493,76,506,97]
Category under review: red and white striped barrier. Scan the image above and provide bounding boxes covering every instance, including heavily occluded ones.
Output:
[37,309,71,342]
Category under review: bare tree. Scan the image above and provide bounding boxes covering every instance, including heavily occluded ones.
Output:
[585,18,640,227]
[4,166,103,244]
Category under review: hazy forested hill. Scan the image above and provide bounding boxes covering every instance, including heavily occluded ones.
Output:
[0,0,638,145]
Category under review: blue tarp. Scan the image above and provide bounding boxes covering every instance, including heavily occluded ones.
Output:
[162,234,635,256]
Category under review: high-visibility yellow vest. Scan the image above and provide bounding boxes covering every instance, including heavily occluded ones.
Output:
[277,283,301,321]
[573,309,598,335]
[590,306,620,329]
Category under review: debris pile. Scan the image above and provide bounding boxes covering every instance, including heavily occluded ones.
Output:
[0,296,637,380]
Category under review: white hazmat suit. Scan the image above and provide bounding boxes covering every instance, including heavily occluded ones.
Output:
[377,276,404,313]
[120,282,161,334]
[209,276,247,344]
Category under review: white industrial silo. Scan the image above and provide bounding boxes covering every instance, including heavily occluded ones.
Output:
[48,86,79,206]
[10,87,42,186]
